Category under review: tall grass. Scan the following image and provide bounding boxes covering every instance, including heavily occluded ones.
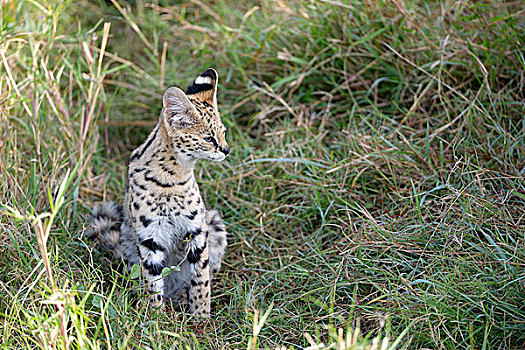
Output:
[1,0,524,348]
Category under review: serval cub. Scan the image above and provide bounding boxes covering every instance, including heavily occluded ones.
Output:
[88,68,229,317]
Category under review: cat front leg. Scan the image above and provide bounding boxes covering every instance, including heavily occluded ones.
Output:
[139,237,167,307]
[187,230,211,317]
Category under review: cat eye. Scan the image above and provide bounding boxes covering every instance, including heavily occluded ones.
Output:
[204,136,217,146]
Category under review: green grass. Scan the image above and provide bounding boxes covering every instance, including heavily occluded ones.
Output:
[1,0,524,348]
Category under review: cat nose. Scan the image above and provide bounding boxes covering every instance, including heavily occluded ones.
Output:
[221,147,230,155]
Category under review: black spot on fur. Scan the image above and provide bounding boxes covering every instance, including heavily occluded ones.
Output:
[185,210,198,220]
[177,176,191,186]
[188,245,205,264]
[144,173,174,188]
[133,179,147,191]
[140,238,165,253]
[143,260,164,276]
[133,202,140,210]
[140,215,153,227]
[132,167,145,175]
[202,259,209,269]
[161,164,176,175]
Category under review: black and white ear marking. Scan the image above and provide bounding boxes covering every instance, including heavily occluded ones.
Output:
[162,87,197,129]
[194,76,212,85]
[185,68,218,106]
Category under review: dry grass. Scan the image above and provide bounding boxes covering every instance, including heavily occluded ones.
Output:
[1,0,524,348]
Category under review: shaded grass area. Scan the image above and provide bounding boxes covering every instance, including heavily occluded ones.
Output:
[1,0,524,348]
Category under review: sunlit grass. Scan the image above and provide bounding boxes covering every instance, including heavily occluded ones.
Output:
[1,0,524,348]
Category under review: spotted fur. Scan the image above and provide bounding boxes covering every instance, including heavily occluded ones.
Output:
[88,68,229,317]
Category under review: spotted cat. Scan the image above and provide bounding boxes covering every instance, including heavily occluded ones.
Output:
[88,68,229,317]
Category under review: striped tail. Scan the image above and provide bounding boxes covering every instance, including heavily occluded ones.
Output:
[86,201,124,260]
[205,209,228,274]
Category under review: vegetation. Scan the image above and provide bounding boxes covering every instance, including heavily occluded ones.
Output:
[1,0,524,348]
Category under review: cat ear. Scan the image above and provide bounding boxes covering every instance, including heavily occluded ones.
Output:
[185,68,218,107]
[162,87,197,129]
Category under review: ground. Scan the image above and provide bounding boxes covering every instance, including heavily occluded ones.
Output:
[0,0,524,349]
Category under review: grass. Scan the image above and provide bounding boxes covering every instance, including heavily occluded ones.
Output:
[1,0,524,348]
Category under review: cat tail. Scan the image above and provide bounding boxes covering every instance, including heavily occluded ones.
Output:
[86,201,124,260]
[205,209,228,274]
